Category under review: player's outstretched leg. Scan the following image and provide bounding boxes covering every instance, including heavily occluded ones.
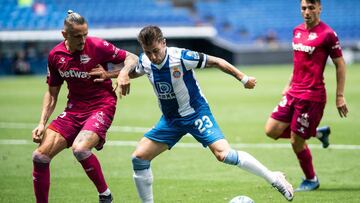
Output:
[223,149,294,201]
[271,172,294,201]
[132,157,154,203]
[316,126,331,148]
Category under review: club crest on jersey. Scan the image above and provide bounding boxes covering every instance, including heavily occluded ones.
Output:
[295,32,301,39]
[80,54,91,64]
[307,32,318,41]
[172,67,182,78]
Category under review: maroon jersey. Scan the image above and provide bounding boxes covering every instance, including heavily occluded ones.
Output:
[47,36,126,108]
[288,21,343,102]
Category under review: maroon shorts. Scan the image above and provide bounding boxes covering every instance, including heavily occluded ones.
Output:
[270,94,326,139]
[48,100,116,150]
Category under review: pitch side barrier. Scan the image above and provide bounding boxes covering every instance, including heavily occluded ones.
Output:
[0,26,216,41]
[1,26,357,66]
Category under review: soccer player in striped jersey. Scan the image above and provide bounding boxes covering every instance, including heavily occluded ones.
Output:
[113,25,294,202]
[265,0,348,192]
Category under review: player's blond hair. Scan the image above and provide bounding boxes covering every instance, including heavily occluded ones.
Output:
[64,10,87,32]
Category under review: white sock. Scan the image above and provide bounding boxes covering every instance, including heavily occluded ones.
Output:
[237,151,276,184]
[99,188,111,196]
[308,176,318,182]
[133,168,154,203]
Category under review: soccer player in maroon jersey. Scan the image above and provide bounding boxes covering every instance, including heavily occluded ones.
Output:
[31,10,138,203]
[265,0,348,192]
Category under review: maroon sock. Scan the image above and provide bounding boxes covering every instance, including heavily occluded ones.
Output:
[296,146,315,180]
[278,126,291,139]
[33,162,50,203]
[79,154,108,193]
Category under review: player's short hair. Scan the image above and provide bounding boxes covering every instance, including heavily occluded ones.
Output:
[64,10,87,32]
[301,0,321,4]
[137,25,164,46]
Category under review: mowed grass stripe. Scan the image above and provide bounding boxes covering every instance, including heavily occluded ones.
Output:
[2,139,360,150]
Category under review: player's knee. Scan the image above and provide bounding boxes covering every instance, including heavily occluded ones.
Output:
[32,150,51,163]
[213,150,227,162]
[265,126,279,139]
[72,148,92,161]
[132,156,151,171]
[223,149,239,165]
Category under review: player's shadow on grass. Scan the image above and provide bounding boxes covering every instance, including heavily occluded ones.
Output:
[317,187,360,192]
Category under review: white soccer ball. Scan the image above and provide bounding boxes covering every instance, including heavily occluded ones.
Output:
[229,195,255,203]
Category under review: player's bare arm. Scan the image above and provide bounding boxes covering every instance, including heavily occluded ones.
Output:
[89,51,138,82]
[89,64,116,82]
[116,51,138,97]
[332,56,348,117]
[32,85,61,143]
[88,51,138,97]
[206,55,256,89]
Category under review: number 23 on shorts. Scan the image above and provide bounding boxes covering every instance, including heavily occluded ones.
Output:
[194,115,213,133]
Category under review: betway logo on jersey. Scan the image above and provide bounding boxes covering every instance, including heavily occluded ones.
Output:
[58,69,90,79]
[292,42,315,54]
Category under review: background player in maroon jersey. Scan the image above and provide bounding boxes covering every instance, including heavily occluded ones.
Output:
[264,0,348,191]
[31,10,138,203]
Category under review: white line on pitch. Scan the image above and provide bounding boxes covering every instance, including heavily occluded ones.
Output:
[1,139,360,150]
[0,122,150,133]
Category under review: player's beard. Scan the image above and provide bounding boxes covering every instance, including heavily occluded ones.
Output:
[77,43,85,51]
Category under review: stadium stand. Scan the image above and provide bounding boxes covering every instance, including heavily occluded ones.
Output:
[1,0,359,42]
[0,0,359,74]
[195,0,360,43]
[0,0,195,30]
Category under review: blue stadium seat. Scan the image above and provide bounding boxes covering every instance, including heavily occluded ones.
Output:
[0,0,197,30]
[195,0,359,43]
[0,0,359,44]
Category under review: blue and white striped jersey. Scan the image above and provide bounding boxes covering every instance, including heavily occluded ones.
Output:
[136,47,208,118]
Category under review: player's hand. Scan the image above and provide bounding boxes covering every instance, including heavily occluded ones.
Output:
[32,124,45,143]
[336,95,348,118]
[116,70,131,98]
[89,64,108,82]
[244,76,256,89]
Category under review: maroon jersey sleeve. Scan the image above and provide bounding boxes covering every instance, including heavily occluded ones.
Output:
[94,38,127,64]
[46,52,64,86]
[327,31,343,59]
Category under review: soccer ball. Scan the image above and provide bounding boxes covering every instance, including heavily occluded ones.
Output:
[229,195,255,203]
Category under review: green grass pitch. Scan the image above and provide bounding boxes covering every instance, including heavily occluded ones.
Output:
[0,64,360,202]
